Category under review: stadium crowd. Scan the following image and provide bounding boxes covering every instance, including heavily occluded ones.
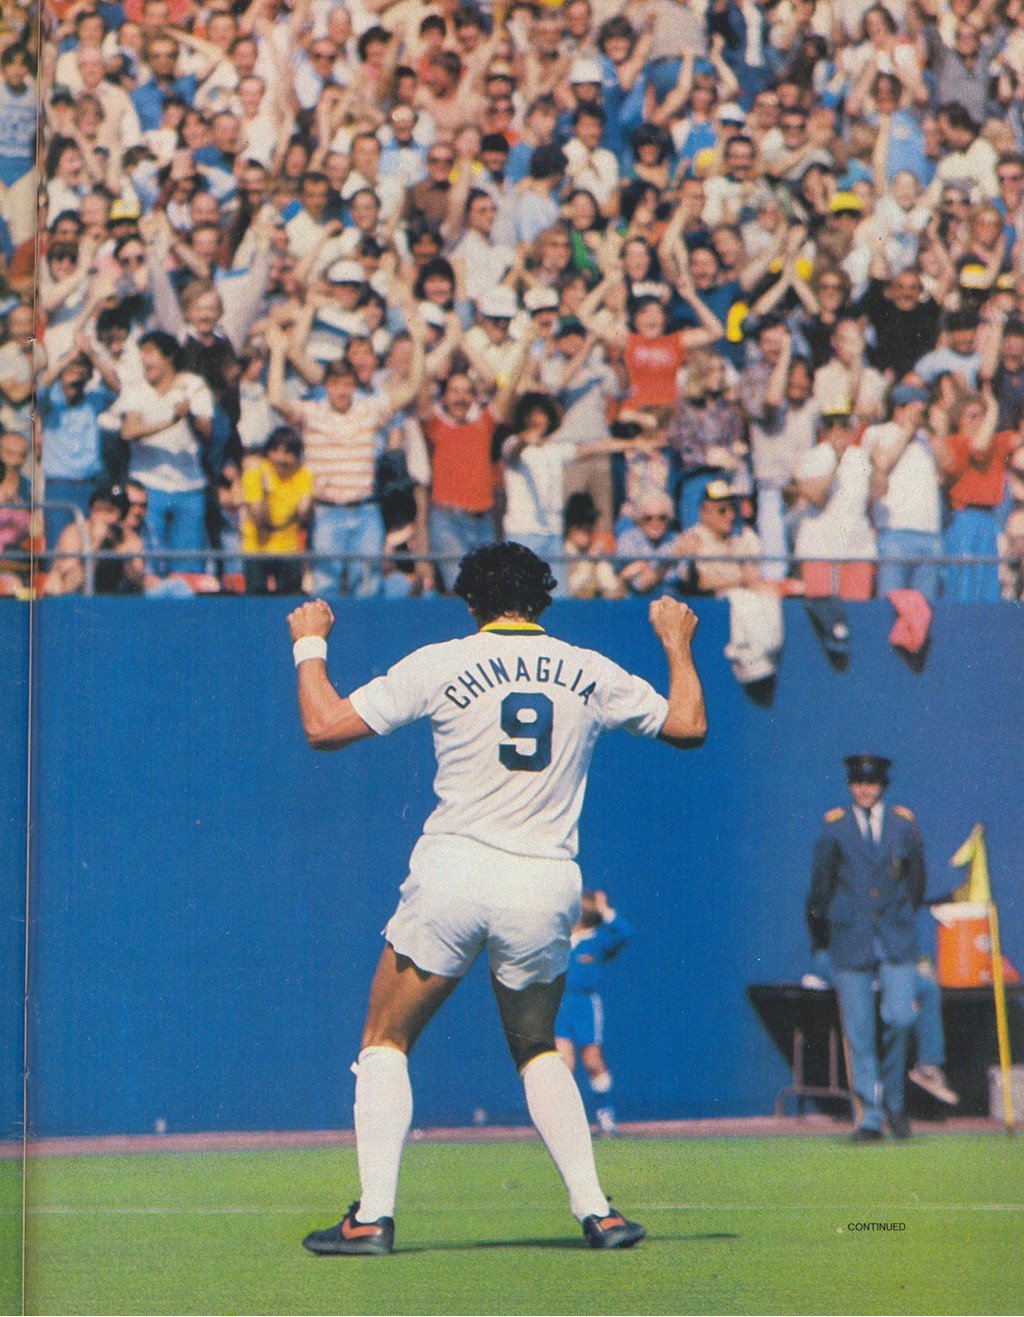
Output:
[5,0,1024,599]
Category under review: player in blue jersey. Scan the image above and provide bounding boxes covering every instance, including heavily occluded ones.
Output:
[287,542,707,1254]
[555,889,631,1135]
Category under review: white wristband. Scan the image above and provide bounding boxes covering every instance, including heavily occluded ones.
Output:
[293,636,328,666]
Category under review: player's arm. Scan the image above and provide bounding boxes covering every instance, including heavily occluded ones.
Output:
[287,600,376,751]
[592,892,631,959]
[647,596,707,748]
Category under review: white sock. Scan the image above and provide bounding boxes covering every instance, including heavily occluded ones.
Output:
[521,1051,609,1221]
[353,1045,412,1222]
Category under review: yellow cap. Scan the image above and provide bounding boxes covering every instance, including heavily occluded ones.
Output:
[829,190,863,214]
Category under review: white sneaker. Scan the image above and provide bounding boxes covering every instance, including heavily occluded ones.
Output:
[908,1065,959,1105]
[801,973,830,990]
[595,1107,617,1137]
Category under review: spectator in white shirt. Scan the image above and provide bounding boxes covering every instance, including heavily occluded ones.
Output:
[118,329,214,573]
[794,404,877,598]
[563,104,620,213]
[863,383,943,600]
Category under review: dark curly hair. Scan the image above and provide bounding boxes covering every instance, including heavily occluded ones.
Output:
[454,543,556,624]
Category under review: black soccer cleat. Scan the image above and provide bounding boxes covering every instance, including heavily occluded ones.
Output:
[849,1126,884,1144]
[886,1111,912,1140]
[582,1207,646,1249]
[302,1202,395,1256]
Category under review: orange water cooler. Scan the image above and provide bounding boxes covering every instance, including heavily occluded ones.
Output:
[934,903,993,987]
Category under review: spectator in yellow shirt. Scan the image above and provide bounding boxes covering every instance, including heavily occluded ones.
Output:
[241,427,313,595]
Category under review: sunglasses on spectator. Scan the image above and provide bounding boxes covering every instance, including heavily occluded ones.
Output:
[639,513,670,523]
[428,153,454,165]
[118,252,145,266]
[999,172,1024,184]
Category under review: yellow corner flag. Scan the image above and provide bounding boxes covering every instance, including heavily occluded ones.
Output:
[950,824,992,904]
[951,826,1014,1131]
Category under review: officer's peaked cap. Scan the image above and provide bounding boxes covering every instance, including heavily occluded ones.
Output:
[844,753,891,784]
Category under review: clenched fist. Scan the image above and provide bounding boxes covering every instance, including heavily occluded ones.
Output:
[648,595,698,652]
[288,599,335,642]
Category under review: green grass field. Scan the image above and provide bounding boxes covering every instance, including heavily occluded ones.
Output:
[4,1134,1022,1315]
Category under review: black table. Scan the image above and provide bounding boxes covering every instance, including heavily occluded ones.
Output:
[747,982,1024,1118]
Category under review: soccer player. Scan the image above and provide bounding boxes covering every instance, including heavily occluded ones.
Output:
[288,543,706,1254]
[555,889,632,1136]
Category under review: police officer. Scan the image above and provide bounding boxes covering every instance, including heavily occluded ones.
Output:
[807,754,926,1141]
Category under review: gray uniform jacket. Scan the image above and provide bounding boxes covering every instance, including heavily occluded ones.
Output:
[807,805,926,970]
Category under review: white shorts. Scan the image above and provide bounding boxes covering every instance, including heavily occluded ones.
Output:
[384,834,582,990]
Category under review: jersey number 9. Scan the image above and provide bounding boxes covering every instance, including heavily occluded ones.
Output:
[499,693,553,773]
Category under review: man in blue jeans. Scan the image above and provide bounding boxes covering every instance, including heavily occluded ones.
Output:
[863,385,943,602]
[802,950,959,1108]
[807,754,926,1141]
[265,317,427,597]
[37,352,115,549]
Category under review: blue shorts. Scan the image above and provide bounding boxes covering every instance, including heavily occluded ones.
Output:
[554,991,603,1047]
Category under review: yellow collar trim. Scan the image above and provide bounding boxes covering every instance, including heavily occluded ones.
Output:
[480,621,545,633]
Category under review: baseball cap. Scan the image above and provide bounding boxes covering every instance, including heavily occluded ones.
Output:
[634,489,675,519]
[108,200,141,222]
[89,482,129,514]
[523,286,559,313]
[719,102,746,125]
[829,190,863,215]
[890,384,929,407]
[325,259,366,285]
[478,287,518,319]
[958,261,990,290]
[568,58,602,85]
[819,399,853,423]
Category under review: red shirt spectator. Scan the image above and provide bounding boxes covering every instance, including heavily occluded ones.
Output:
[425,402,499,512]
[625,332,688,409]
[945,429,1018,509]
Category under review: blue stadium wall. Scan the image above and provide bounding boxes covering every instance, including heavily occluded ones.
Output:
[7,598,1024,1138]
[1,607,27,1144]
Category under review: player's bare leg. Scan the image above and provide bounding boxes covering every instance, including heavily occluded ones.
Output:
[554,1037,575,1071]
[491,974,644,1248]
[303,945,460,1257]
[361,943,461,1052]
[580,1042,617,1135]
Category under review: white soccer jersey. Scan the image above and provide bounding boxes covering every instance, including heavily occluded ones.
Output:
[349,622,668,861]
